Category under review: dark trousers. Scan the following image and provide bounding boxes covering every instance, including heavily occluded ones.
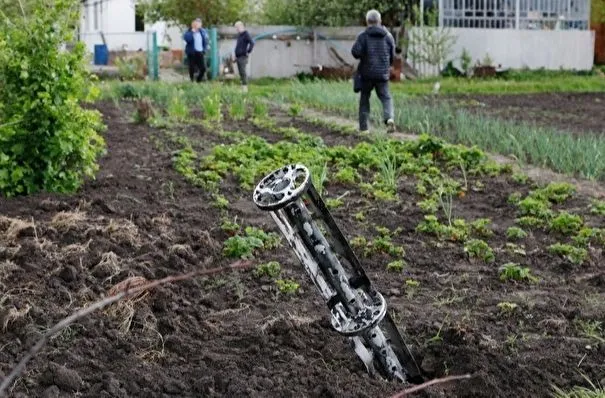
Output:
[236,55,248,85]
[188,51,206,82]
[359,79,394,131]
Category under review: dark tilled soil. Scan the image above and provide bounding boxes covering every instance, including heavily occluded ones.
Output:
[0,102,604,398]
[445,92,605,136]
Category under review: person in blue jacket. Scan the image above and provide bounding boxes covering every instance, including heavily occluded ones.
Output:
[183,18,209,82]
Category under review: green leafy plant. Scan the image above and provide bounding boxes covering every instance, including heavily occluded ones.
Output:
[505,242,527,256]
[460,48,472,76]
[535,182,576,204]
[244,226,281,249]
[573,228,604,247]
[497,302,518,316]
[115,55,146,80]
[499,263,539,283]
[223,235,264,259]
[326,198,344,209]
[254,261,281,279]
[464,239,495,263]
[590,200,605,216]
[288,103,303,117]
[354,211,366,222]
[275,279,300,294]
[229,97,247,120]
[252,100,268,118]
[518,197,553,219]
[167,92,190,122]
[0,0,106,197]
[575,319,605,344]
[471,218,493,238]
[549,212,583,235]
[507,226,528,241]
[213,194,229,209]
[511,173,529,184]
[548,243,588,265]
[333,166,359,184]
[386,260,406,272]
[405,279,420,298]
[202,93,223,123]
[552,378,605,398]
[221,218,240,236]
[515,216,545,229]
[223,226,281,259]
[417,197,439,213]
[508,192,523,205]
[351,236,367,248]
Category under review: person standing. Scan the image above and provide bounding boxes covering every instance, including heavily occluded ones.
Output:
[351,10,396,133]
[183,18,209,82]
[233,21,254,93]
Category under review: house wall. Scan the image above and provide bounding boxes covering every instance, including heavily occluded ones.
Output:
[442,28,595,71]
[213,25,595,79]
[79,0,173,55]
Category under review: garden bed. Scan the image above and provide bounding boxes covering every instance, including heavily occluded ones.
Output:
[1,89,604,398]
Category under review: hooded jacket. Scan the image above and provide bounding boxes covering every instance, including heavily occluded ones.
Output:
[351,25,395,82]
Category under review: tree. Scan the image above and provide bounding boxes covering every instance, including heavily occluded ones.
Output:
[138,0,247,27]
[260,0,408,27]
[593,0,605,24]
[0,0,105,196]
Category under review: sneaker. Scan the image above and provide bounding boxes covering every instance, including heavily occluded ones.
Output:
[386,119,395,133]
[242,85,248,93]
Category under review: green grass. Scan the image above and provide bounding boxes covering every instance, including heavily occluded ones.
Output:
[265,81,605,181]
[390,75,605,95]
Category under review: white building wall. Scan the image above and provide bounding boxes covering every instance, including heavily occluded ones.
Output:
[79,0,172,55]
[410,28,595,75]
[214,25,594,79]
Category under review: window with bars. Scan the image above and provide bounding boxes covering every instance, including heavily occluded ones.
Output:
[440,0,590,29]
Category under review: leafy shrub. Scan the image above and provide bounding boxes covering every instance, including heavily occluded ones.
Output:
[275,279,300,294]
[548,243,588,265]
[549,212,583,235]
[590,200,605,216]
[115,55,147,80]
[471,218,493,237]
[0,0,106,196]
[223,236,264,259]
[254,261,281,278]
[464,239,495,263]
[518,197,553,219]
[499,263,538,283]
[573,228,604,247]
[507,226,528,240]
[386,260,406,272]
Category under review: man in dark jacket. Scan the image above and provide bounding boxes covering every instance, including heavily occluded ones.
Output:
[183,18,209,82]
[351,10,396,133]
[234,21,254,93]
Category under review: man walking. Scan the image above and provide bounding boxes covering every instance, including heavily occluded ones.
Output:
[351,10,396,133]
[183,18,209,82]
[234,21,254,93]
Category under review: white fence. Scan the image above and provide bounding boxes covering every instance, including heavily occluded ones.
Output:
[214,25,594,79]
[408,27,595,75]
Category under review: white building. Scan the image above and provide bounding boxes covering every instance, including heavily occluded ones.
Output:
[78,0,181,54]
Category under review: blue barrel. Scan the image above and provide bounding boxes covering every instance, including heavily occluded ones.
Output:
[94,44,109,65]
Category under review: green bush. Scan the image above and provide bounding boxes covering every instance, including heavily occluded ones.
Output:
[0,0,105,197]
